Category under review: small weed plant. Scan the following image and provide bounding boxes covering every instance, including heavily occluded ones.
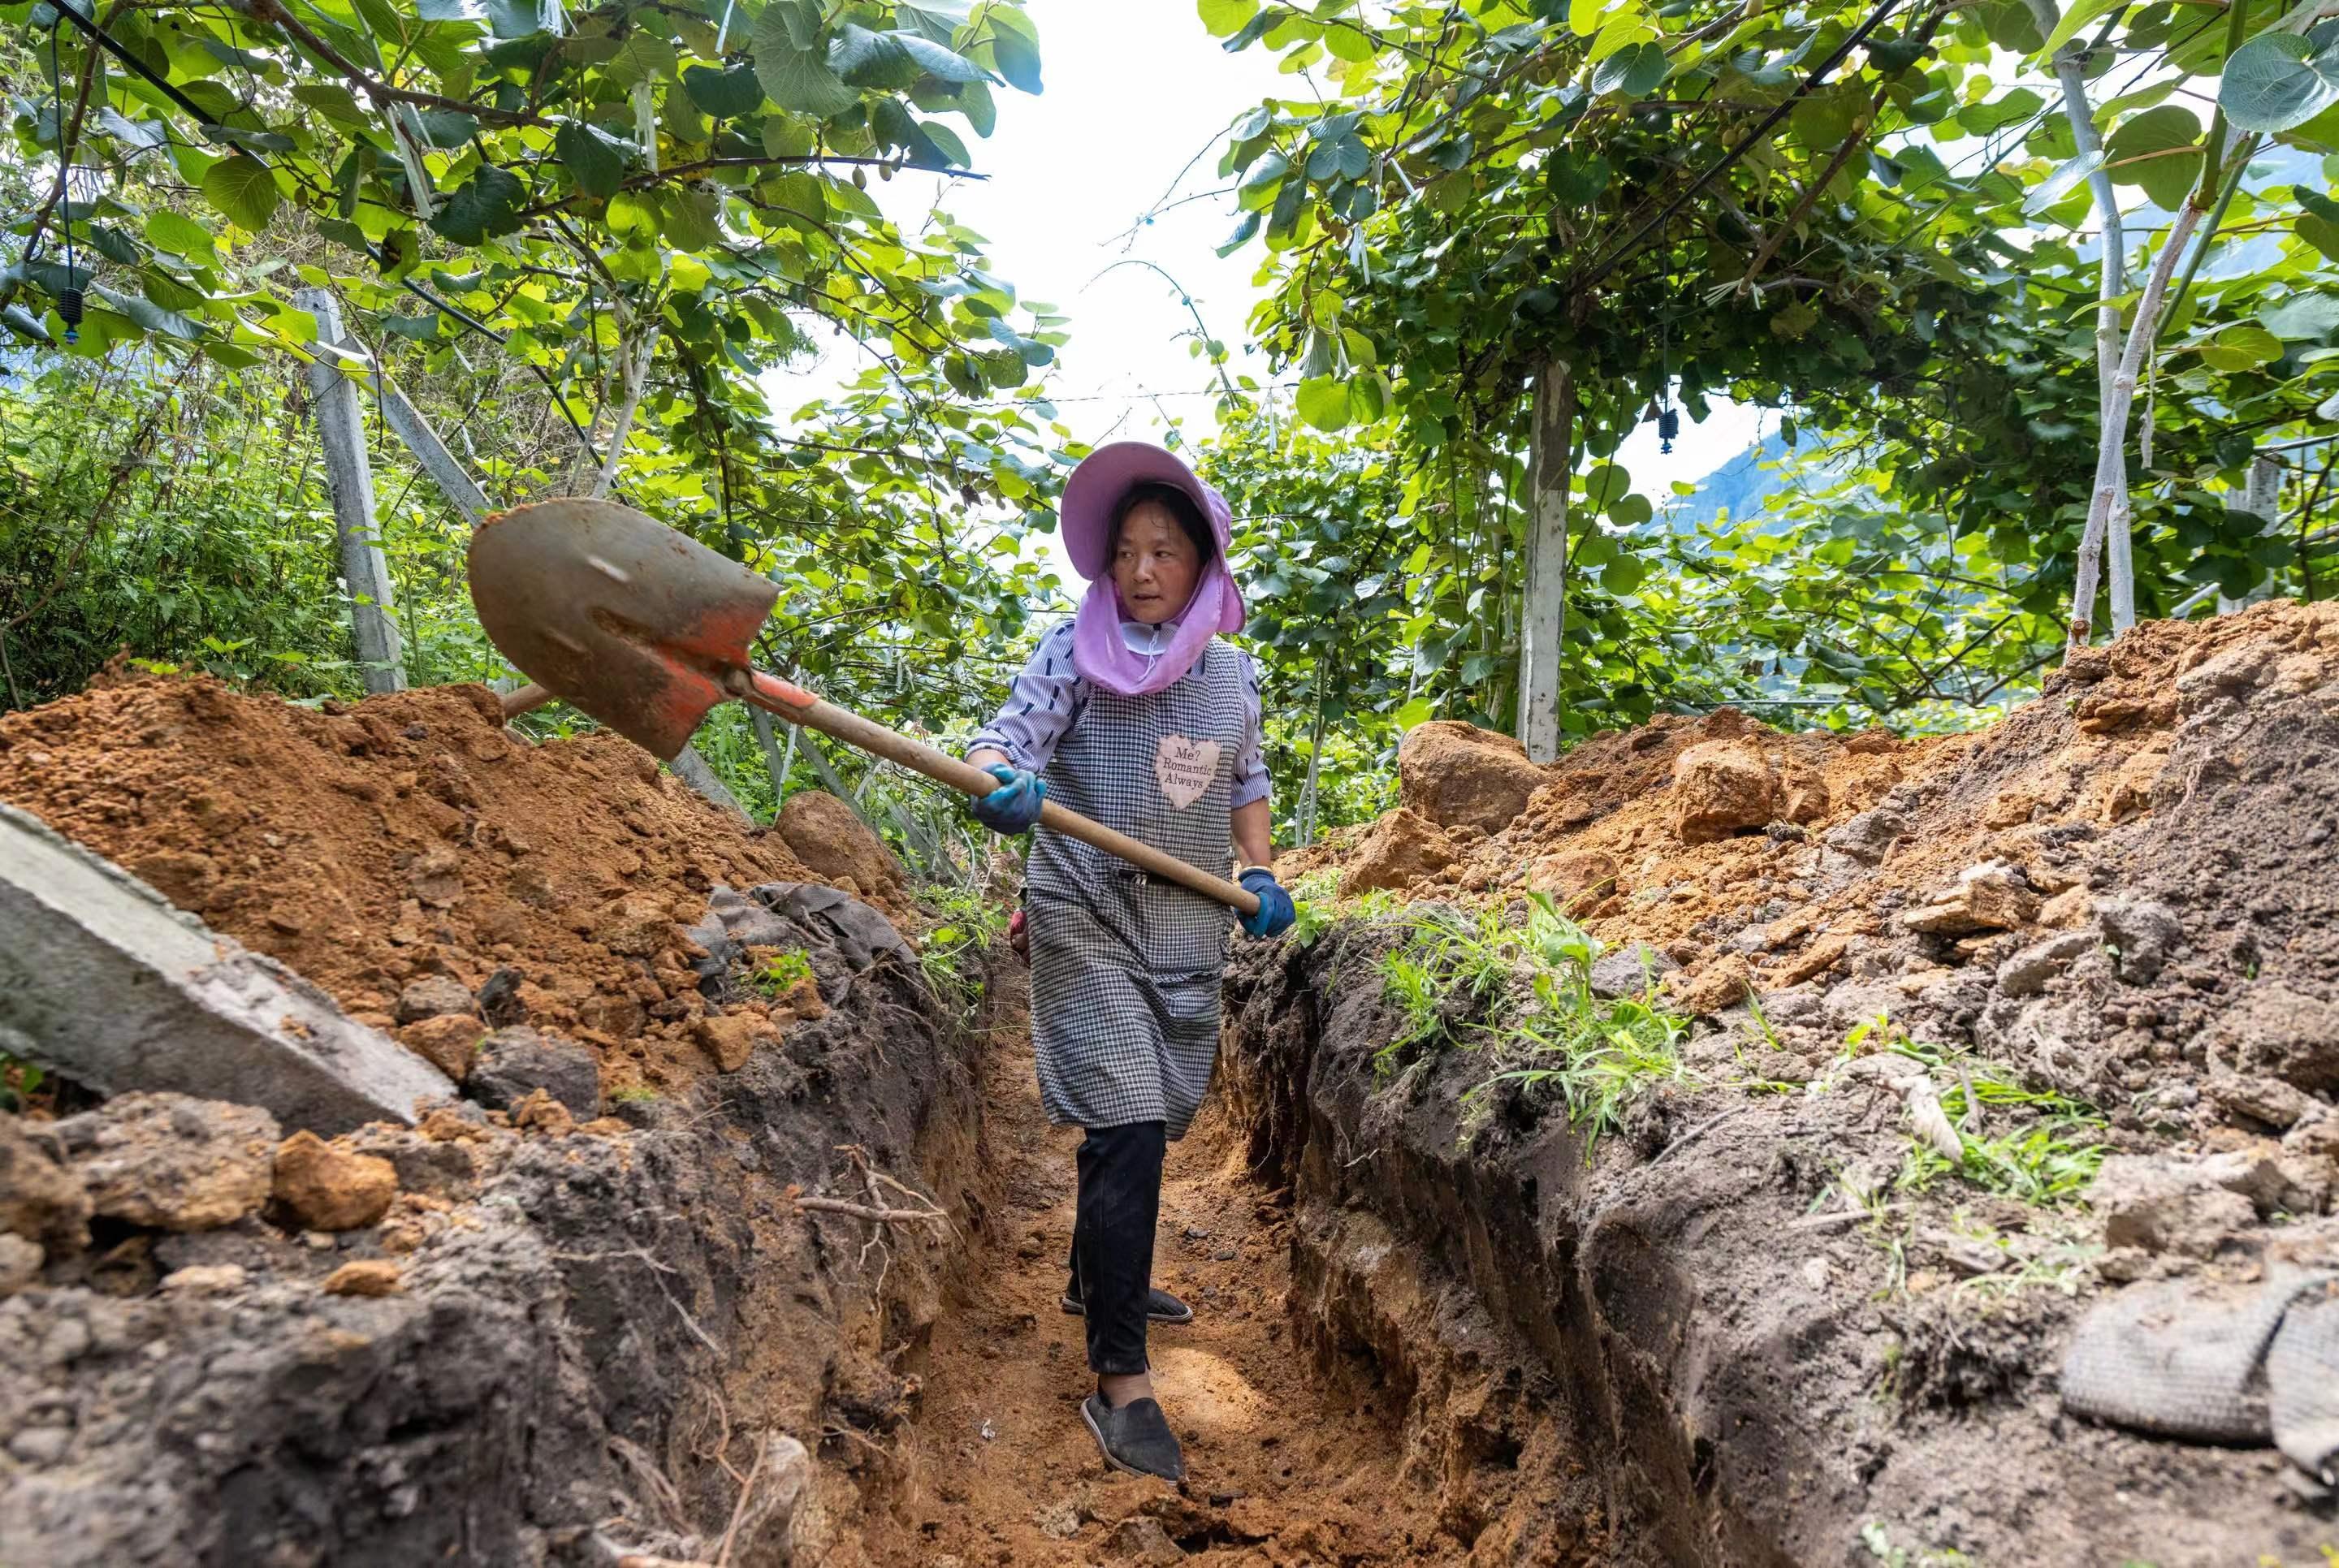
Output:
[1373,892,1690,1155]
[0,1051,49,1115]
[750,949,815,1000]
[1887,1037,2107,1206]
[915,882,1013,1023]
[1859,1522,1974,1567]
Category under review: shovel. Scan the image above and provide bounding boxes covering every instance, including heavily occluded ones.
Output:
[466,498,1260,917]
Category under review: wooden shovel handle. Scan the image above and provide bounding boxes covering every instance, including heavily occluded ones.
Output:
[738,671,1261,917]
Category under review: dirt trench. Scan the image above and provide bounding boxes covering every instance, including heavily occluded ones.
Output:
[855,970,1506,1567]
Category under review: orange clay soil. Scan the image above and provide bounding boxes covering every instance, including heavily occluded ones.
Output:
[855,1021,1511,1568]
[1279,602,2339,1013]
[0,668,912,1095]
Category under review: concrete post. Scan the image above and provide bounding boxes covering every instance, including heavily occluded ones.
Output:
[296,287,405,693]
[1516,360,1574,763]
[2220,454,2282,616]
[0,805,451,1131]
[373,370,490,525]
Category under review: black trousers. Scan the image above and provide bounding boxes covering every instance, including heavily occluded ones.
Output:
[1069,1119,1166,1377]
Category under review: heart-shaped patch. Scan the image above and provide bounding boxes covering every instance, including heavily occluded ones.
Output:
[1154,733,1221,810]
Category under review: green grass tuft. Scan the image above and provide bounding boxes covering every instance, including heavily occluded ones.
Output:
[1370,892,1692,1155]
[1887,1037,2107,1206]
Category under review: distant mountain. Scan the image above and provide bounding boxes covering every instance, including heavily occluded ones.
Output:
[1662,434,1794,533]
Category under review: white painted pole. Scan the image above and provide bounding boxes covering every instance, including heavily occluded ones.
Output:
[296,287,405,693]
[2220,454,2281,615]
[1516,360,1573,763]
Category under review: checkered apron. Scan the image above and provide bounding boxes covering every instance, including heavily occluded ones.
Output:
[1026,641,1243,1138]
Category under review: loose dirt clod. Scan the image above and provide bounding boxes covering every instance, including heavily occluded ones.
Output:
[319,1258,403,1297]
[270,1130,397,1231]
[54,1093,278,1233]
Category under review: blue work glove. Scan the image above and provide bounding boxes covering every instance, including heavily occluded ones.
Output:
[1237,866,1295,940]
[969,763,1046,834]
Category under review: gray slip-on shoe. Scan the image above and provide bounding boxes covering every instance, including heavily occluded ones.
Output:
[1061,1283,1194,1324]
[1081,1391,1186,1481]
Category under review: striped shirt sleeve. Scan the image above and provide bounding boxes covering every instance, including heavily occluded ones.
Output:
[1230,650,1269,810]
[967,619,1083,775]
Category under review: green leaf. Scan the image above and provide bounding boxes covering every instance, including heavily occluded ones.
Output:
[2220,32,2339,136]
[991,24,1043,93]
[1546,149,1610,204]
[97,283,205,341]
[606,31,679,88]
[2259,292,2339,339]
[831,24,914,86]
[200,153,280,232]
[556,119,632,197]
[754,10,861,118]
[1295,374,1351,430]
[1601,555,1648,594]
[2195,321,2284,371]
[2032,0,2123,60]
[1238,151,1288,209]
[145,209,215,257]
[893,31,992,82]
[921,119,971,166]
[484,0,547,37]
[2024,149,2103,218]
[1394,696,1433,729]
[2105,106,2202,209]
[429,164,527,244]
[1198,0,1259,36]
[1589,41,1667,98]
[685,63,767,119]
[2300,211,2339,262]
[956,79,997,136]
[659,188,724,251]
[412,109,478,147]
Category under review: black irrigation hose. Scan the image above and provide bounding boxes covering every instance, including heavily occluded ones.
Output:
[1570,0,1921,297]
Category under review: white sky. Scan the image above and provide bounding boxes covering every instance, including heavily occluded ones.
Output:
[765,0,1760,588]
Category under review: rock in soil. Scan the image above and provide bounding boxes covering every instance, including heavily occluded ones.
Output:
[398,1013,488,1081]
[53,1093,278,1232]
[1671,738,1781,844]
[775,788,910,907]
[0,1233,41,1295]
[1589,942,1679,1000]
[391,974,477,1026]
[1396,720,1548,834]
[2089,1154,2263,1258]
[466,1026,600,1119]
[0,1115,92,1250]
[319,1258,402,1297]
[1338,806,1458,895]
[2203,984,2339,1095]
[270,1131,396,1231]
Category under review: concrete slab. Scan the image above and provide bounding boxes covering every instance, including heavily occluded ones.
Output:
[0,804,452,1133]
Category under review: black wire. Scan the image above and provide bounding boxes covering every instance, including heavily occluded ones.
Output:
[46,15,75,280]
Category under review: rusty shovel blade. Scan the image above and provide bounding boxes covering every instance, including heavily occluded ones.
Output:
[467,499,780,761]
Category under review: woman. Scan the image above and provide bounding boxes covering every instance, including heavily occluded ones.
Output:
[962,441,1295,1482]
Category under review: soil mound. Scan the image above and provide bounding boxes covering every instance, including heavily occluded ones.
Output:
[1291,602,2339,1058]
[0,671,903,1095]
[1229,600,2339,1564]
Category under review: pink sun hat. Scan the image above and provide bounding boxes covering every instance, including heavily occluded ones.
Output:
[1060,440,1238,585]
[1059,441,1247,697]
